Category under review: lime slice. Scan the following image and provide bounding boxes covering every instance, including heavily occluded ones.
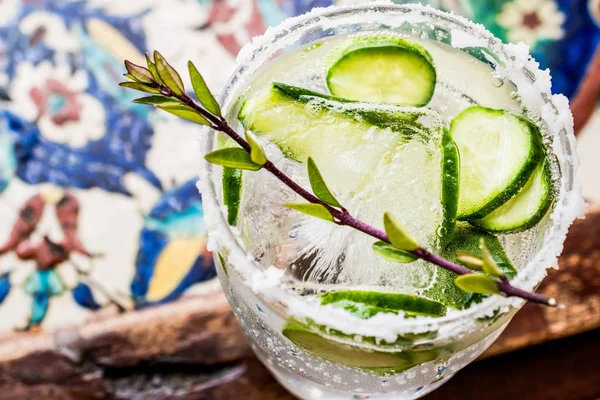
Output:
[471,161,553,233]
[450,106,544,220]
[326,36,436,106]
[320,290,446,318]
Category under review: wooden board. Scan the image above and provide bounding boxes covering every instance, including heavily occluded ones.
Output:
[484,203,600,358]
[1,205,599,399]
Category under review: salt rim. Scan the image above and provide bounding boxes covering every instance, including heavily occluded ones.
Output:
[198,2,586,341]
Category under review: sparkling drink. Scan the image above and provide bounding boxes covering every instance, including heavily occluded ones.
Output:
[199,3,584,399]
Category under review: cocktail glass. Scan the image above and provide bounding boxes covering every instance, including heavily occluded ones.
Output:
[198,3,583,399]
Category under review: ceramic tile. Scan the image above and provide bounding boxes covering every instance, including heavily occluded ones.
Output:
[0,0,334,333]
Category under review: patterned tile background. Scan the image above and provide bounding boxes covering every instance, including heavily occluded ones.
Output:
[0,0,598,335]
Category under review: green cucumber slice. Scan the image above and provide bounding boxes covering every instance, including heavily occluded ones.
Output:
[424,223,516,309]
[326,36,436,106]
[218,137,244,226]
[442,223,516,278]
[471,161,553,233]
[319,290,447,318]
[272,82,421,130]
[239,83,457,293]
[441,129,460,239]
[282,322,440,374]
[222,167,242,226]
[240,83,380,162]
[239,83,427,162]
[242,83,459,242]
[238,83,439,195]
[450,106,543,220]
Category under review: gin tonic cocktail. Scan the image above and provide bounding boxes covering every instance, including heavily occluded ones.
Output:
[199,3,583,399]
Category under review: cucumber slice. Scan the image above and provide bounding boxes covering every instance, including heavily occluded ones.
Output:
[326,36,436,106]
[283,322,439,374]
[442,223,516,278]
[239,83,427,162]
[441,129,460,239]
[240,84,380,162]
[471,161,553,233]
[424,223,516,309]
[319,290,447,318]
[450,106,543,220]
[272,82,421,130]
[239,83,436,196]
[290,317,438,348]
[242,84,450,239]
[240,84,458,294]
[218,137,244,226]
[222,167,242,226]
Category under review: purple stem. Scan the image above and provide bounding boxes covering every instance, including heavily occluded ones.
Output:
[164,86,557,308]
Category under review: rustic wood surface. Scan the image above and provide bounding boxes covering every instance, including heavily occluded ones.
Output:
[425,328,600,400]
[484,203,600,358]
[0,205,599,399]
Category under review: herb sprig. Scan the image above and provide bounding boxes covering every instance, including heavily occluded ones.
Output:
[121,52,558,308]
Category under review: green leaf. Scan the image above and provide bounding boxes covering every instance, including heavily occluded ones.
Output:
[480,239,505,278]
[454,274,500,295]
[205,148,262,171]
[124,60,154,83]
[119,82,161,94]
[188,61,221,117]
[146,53,162,83]
[158,105,211,126]
[307,157,341,208]
[383,212,420,251]
[123,73,139,82]
[133,96,180,106]
[372,241,418,263]
[154,50,184,95]
[455,250,484,271]
[284,203,334,222]
[246,132,267,166]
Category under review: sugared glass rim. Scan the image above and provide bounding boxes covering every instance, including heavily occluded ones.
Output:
[200,2,585,337]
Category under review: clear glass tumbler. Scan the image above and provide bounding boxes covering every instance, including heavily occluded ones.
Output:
[198,3,584,399]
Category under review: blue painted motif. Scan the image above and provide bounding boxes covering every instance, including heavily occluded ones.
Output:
[0,110,160,195]
[72,282,102,310]
[0,114,18,192]
[132,180,216,308]
[464,0,600,99]
[24,269,65,326]
[0,273,11,306]
[545,0,600,98]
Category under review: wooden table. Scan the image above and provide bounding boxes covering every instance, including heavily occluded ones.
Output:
[185,327,600,400]
[1,206,600,399]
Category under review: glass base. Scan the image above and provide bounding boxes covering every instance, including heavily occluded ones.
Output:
[260,352,455,400]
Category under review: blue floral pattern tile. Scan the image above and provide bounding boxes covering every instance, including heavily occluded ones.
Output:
[0,0,333,332]
[459,0,600,99]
